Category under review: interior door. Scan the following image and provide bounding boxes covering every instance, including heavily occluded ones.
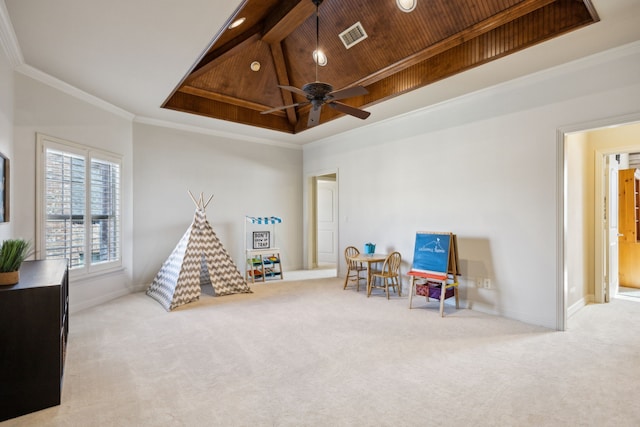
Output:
[317,178,337,265]
[607,155,619,302]
[619,168,640,288]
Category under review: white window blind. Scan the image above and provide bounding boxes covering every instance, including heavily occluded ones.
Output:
[90,159,120,265]
[37,134,122,275]
[44,149,86,268]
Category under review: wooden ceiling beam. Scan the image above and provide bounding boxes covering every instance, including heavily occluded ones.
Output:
[269,42,298,125]
[178,85,286,118]
[261,0,316,44]
[165,91,295,133]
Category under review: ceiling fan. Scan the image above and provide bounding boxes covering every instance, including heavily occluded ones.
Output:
[261,0,371,128]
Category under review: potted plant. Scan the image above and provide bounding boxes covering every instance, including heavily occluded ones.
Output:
[0,239,32,285]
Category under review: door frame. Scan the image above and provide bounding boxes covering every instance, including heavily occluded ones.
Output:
[303,168,339,270]
[594,148,619,304]
[559,112,640,331]
[605,154,620,302]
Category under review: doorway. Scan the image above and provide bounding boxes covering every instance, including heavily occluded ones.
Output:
[600,151,640,302]
[563,118,640,329]
[596,147,640,304]
[304,170,339,276]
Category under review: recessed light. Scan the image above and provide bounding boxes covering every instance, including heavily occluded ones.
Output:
[229,17,246,29]
[396,0,417,13]
[250,61,261,72]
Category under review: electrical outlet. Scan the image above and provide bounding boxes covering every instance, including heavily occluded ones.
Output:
[483,278,492,289]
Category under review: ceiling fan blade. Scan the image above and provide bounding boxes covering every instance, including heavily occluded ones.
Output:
[278,85,308,98]
[261,101,308,115]
[328,85,368,101]
[327,101,371,120]
[307,104,322,127]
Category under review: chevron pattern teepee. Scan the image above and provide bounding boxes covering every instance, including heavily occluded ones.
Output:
[146,193,251,311]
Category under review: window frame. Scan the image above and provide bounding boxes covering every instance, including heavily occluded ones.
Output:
[36,133,123,278]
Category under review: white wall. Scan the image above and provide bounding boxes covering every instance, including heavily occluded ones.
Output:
[131,123,303,289]
[12,73,134,313]
[304,42,640,329]
[0,38,13,241]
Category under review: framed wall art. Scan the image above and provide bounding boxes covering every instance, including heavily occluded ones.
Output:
[0,152,8,222]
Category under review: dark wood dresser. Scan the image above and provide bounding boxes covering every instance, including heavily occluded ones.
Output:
[0,259,69,422]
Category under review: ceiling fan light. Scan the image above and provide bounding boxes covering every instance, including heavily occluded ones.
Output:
[228,17,246,29]
[396,0,417,13]
[313,50,328,66]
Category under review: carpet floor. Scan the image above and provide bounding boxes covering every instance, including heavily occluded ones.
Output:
[3,277,639,426]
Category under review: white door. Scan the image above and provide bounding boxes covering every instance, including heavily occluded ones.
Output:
[317,179,337,265]
[606,154,620,302]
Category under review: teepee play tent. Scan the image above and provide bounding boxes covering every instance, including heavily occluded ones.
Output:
[146,192,251,311]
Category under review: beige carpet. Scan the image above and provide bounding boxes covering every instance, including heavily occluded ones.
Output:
[3,277,640,427]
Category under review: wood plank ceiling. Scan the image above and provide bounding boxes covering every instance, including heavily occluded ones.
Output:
[162,0,599,134]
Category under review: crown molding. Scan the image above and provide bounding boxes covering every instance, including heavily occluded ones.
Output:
[15,63,135,120]
[1,1,134,120]
[0,0,23,67]
[134,116,303,150]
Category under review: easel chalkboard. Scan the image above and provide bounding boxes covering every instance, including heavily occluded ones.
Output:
[408,231,460,316]
[410,231,459,276]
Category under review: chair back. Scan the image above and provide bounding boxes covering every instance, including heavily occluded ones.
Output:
[383,252,401,275]
[345,246,360,267]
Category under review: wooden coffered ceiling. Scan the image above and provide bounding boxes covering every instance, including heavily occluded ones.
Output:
[162,0,599,134]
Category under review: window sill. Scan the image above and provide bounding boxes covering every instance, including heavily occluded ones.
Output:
[69,265,126,283]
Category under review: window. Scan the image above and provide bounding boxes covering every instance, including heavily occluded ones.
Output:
[36,134,122,275]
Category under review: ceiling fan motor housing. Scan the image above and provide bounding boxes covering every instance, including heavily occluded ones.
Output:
[302,82,334,100]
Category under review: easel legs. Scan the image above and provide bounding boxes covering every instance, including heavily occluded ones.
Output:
[408,276,415,309]
[408,275,459,317]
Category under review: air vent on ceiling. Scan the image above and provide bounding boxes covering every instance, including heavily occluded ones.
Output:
[339,22,368,49]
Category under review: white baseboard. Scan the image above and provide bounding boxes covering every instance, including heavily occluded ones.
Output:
[568,294,594,318]
[70,288,132,314]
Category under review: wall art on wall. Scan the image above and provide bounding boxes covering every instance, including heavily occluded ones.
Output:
[0,153,8,222]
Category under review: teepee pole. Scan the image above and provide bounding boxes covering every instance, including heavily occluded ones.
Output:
[188,190,215,210]
[203,194,214,210]
[188,190,199,208]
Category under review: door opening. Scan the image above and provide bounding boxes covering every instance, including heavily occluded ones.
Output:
[305,170,338,277]
[562,117,640,330]
[603,152,640,301]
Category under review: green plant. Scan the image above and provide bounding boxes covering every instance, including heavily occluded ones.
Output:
[0,239,32,272]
